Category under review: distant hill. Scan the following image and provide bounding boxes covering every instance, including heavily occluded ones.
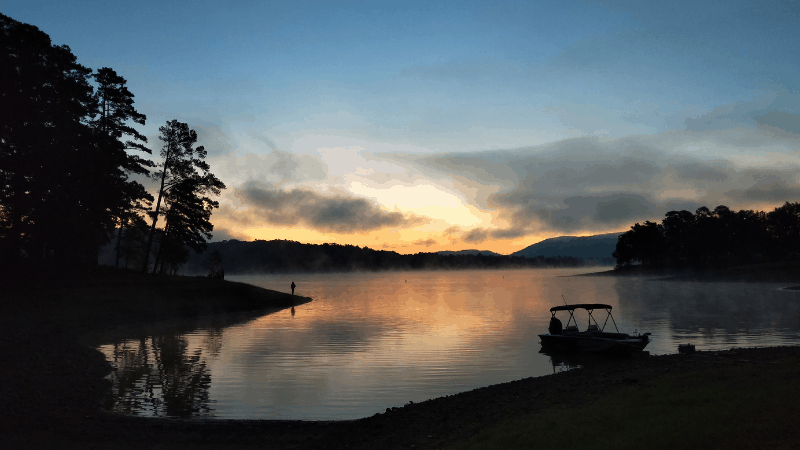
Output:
[172,239,597,274]
[511,232,622,263]
[437,249,504,257]
[98,236,613,274]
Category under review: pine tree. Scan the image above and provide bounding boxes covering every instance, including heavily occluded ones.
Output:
[143,120,225,274]
[0,13,96,267]
[90,67,154,266]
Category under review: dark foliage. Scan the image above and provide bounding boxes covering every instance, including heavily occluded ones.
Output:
[0,13,152,272]
[143,120,226,274]
[180,239,595,274]
[613,203,796,268]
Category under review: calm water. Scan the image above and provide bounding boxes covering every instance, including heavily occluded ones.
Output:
[98,268,800,420]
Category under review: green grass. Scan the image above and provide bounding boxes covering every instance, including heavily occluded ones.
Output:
[448,358,800,450]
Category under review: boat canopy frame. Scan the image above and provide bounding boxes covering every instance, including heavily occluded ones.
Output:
[549,304,620,333]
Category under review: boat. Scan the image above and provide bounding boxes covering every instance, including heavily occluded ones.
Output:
[538,303,650,353]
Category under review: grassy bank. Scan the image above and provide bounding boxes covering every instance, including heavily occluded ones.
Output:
[448,351,800,450]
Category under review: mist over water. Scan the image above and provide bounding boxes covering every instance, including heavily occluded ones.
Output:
[98,268,800,420]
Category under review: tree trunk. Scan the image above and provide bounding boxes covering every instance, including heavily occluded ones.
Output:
[115,225,123,268]
[141,144,173,273]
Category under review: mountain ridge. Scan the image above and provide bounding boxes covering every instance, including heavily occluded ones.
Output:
[511,232,622,263]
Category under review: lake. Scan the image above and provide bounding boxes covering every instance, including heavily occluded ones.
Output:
[97,268,800,420]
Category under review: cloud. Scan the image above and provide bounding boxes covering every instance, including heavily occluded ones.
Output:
[218,148,328,186]
[442,226,461,237]
[386,130,800,238]
[232,181,425,233]
[413,238,438,247]
[727,181,800,203]
[753,111,800,139]
[685,86,800,134]
[516,194,654,230]
[461,228,489,244]
[195,124,237,157]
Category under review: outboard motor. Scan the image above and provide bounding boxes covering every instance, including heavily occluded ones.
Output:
[548,316,563,335]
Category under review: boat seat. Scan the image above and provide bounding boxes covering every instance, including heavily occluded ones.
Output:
[564,325,579,333]
[587,324,599,331]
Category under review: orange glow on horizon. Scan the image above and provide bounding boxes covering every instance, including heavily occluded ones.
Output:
[214,201,789,255]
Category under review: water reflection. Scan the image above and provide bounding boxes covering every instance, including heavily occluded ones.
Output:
[539,348,639,374]
[98,268,800,420]
[108,333,213,417]
[613,277,800,353]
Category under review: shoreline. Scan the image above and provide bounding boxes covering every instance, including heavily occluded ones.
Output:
[2,267,799,449]
[575,261,800,288]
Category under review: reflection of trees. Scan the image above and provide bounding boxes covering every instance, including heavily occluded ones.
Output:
[202,328,225,358]
[613,278,800,336]
[109,334,212,418]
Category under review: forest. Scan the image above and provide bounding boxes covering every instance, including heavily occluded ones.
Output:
[0,13,224,277]
[613,203,800,268]
[179,239,594,274]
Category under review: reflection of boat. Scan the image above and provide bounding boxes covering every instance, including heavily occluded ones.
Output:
[539,303,650,353]
[538,348,616,373]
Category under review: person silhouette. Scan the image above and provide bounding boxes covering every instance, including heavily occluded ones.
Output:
[291,281,296,296]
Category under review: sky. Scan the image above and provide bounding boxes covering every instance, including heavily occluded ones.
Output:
[5,0,800,255]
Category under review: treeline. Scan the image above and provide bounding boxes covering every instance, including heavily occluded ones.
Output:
[180,240,595,274]
[613,203,800,268]
[0,13,223,276]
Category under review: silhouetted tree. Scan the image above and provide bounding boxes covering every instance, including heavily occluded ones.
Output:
[615,203,797,270]
[1,13,99,268]
[118,218,150,269]
[728,208,769,263]
[90,67,155,265]
[767,202,800,258]
[203,250,224,278]
[613,221,664,267]
[143,120,225,274]
[0,14,153,271]
[662,210,694,263]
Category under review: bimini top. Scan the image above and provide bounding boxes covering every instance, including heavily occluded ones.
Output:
[550,303,612,312]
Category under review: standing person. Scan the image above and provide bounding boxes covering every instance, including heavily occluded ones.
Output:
[291,281,296,296]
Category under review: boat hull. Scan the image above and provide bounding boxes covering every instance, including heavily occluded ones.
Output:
[539,333,649,353]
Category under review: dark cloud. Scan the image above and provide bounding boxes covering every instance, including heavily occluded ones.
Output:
[377,130,800,237]
[727,181,800,203]
[442,226,462,237]
[489,228,527,240]
[673,163,729,182]
[413,238,438,247]
[593,195,654,222]
[461,228,489,244]
[216,205,252,226]
[234,181,424,233]
[493,193,656,236]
